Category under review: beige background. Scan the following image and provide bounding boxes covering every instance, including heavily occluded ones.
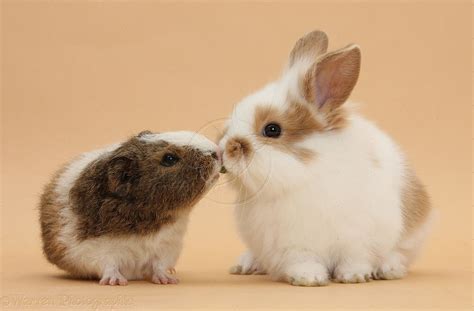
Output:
[1,1,472,310]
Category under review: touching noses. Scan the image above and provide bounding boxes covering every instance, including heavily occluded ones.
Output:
[211,148,223,163]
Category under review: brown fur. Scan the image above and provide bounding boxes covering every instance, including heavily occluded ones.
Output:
[225,136,253,160]
[401,169,431,234]
[223,40,361,166]
[39,133,218,271]
[321,106,349,130]
[300,45,360,131]
[251,102,323,162]
[302,69,317,106]
[69,137,216,240]
[288,30,328,67]
[39,166,84,275]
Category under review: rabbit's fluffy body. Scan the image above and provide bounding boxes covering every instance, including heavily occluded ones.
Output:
[220,31,433,286]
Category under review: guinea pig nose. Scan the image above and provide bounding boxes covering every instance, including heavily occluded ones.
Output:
[212,147,223,162]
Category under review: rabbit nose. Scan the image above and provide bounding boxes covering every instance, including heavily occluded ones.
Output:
[225,136,252,159]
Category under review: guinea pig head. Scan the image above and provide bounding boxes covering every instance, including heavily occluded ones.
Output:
[70,131,221,239]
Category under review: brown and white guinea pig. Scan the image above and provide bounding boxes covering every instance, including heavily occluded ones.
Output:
[39,131,221,285]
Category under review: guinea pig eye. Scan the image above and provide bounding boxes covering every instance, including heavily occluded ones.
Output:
[263,123,282,138]
[160,153,180,167]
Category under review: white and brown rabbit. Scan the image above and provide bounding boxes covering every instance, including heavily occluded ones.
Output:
[219,30,434,286]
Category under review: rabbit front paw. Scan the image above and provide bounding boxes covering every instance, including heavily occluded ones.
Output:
[229,250,266,275]
[372,252,407,280]
[333,262,372,283]
[284,262,329,287]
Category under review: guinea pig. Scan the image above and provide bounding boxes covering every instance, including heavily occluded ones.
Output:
[39,131,221,285]
[219,30,434,286]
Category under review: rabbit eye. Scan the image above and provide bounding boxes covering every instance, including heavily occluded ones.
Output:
[263,123,282,138]
[161,153,180,167]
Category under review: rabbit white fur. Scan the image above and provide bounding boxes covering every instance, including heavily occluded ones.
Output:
[219,31,433,286]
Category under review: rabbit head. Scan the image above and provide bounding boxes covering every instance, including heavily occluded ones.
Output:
[219,30,361,198]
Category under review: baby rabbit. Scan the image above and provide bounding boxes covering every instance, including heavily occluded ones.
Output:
[219,30,433,286]
[40,131,221,285]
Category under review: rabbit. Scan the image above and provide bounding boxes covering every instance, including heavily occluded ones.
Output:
[218,30,434,286]
[40,131,221,285]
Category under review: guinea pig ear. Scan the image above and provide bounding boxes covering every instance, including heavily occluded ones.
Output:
[106,156,139,198]
[302,44,361,111]
[288,30,329,68]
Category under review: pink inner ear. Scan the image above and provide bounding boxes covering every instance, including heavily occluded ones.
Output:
[315,65,334,108]
[315,59,344,108]
[315,54,347,108]
[312,47,360,110]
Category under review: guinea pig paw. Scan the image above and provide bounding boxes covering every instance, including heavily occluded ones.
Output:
[151,272,179,285]
[167,268,177,274]
[99,272,128,286]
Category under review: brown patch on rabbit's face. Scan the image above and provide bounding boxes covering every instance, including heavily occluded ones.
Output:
[69,137,218,240]
[252,102,323,162]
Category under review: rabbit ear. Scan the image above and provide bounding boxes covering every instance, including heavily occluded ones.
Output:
[303,44,361,111]
[288,30,328,67]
